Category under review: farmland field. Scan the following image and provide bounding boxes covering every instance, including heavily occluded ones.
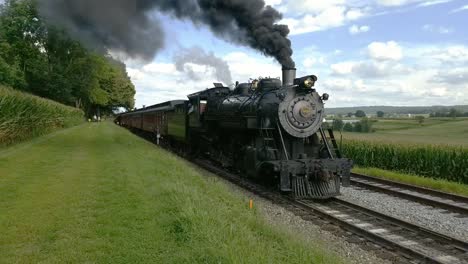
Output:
[341,118,468,147]
[0,85,84,146]
[0,122,340,263]
[340,117,468,186]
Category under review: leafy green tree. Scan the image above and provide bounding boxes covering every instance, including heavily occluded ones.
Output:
[0,0,135,116]
[359,118,373,133]
[415,115,425,125]
[449,108,460,118]
[343,123,353,132]
[377,111,385,118]
[355,110,366,118]
[332,118,344,131]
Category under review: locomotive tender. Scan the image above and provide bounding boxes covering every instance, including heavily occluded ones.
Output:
[117,68,352,199]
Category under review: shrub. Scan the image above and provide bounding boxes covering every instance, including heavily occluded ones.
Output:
[332,118,344,131]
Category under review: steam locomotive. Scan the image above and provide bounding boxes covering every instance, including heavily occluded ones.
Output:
[117,68,352,199]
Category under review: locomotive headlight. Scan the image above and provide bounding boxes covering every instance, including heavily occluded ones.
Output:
[304,77,314,89]
[294,75,318,89]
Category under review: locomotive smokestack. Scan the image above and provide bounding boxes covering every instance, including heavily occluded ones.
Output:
[282,67,297,86]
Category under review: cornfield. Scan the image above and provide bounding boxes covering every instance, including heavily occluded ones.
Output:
[0,86,84,146]
[342,140,468,184]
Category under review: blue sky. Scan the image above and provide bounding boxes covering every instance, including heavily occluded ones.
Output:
[126,0,468,108]
[5,0,465,108]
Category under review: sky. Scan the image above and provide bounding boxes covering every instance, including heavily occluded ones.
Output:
[126,0,468,108]
[5,0,467,108]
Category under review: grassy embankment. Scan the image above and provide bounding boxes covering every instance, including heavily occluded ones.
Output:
[353,167,468,197]
[0,122,341,263]
[0,85,83,146]
[340,118,468,195]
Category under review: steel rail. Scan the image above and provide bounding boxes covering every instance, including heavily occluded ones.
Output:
[350,173,468,216]
[193,159,468,264]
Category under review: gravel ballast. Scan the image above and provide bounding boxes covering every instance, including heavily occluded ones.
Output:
[209,176,393,264]
[341,186,468,243]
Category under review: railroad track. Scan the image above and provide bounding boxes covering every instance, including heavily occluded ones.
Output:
[350,173,468,216]
[297,198,468,264]
[193,159,468,264]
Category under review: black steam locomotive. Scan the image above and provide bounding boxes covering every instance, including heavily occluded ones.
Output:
[117,68,352,199]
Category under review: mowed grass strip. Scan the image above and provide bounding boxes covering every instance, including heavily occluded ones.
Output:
[353,167,468,197]
[0,122,341,263]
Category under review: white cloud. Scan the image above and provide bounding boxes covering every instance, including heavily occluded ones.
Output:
[280,0,367,35]
[368,41,403,61]
[223,52,281,80]
[418,0,453,7]
[427,45,468,63]
[432,68,468,85]
[331,60,410,78]
[303,58,316,68]
[427,87,448,97]
[322,79,352,91]
[376,0,453,6]
[331,62,355,75]
[142,63,179,75]
[349,24,370,35]
[302,56,326,68]
[277,0,454,35]
[450,4,468,13]
[422,24,454,34]
[319,43,468,107]
[287,0,347,13]
[264,0,283,6]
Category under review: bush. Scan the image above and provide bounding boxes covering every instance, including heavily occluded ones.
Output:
[0,85,84,146]
[332,118,344,131]
[343,140,468,184]
[343,123,353,132]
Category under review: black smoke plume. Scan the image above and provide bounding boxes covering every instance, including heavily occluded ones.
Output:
[174,46,233,85]
[37,0,295,67]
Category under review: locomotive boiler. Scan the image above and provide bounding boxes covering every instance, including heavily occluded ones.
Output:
[186,68,352,199]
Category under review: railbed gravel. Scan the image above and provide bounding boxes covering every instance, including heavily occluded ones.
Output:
[203,174,393,264]
[341,186,468,243]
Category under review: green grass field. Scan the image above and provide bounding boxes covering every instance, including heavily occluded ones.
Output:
[341,118,468,147]
[0,122,340,263]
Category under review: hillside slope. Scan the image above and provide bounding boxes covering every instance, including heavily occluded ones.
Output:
[0,122,341,263]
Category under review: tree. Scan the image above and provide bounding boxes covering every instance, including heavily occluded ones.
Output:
[355,110,366,118]
[0,0,136,116]
[415,115,425,125]
[332,119,344,131]
[359,118,373,132]
[346,112,354,117]
[449,108,460,118]
[343,123,353,132]
[377,111,385,118]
